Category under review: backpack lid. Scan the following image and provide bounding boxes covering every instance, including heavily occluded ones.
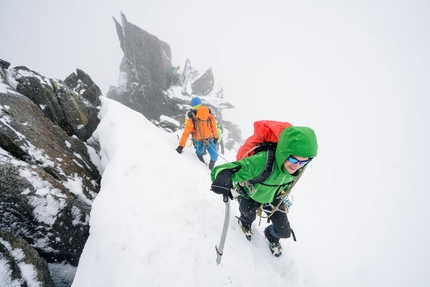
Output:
[196,106,209,120]
[236,120,292,160]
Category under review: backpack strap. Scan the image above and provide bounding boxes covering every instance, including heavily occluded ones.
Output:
[253,142,277,154]
[249,149,276,184]
[191,116,197,130]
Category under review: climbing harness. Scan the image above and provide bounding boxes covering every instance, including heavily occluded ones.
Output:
[255,165,307,225]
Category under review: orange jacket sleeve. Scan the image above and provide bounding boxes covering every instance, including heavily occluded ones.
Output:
[178,118,195,147]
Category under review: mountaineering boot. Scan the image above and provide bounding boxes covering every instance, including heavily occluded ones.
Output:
[238,218,253,241]
[264,226,282,257]
[197,155,205,163]
[208,160,216,171]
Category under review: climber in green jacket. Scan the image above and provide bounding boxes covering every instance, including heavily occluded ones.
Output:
[210,126,318,257]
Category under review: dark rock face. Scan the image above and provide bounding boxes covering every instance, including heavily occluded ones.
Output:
[109,13,173,122]
[107,12,242,148]
[191,68,214,97]
[0,62,101,286]
[64,69,102,107]
[15,67,101,142]
[0,230,55,287]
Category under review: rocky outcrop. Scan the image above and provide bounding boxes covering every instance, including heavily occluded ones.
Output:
[107,12,242,148]
[108,12,173,122]
[191,68,214,97]
[15,67,101,142]
[0,59,101,286]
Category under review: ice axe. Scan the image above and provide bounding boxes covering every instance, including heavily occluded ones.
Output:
[215,195,230,265]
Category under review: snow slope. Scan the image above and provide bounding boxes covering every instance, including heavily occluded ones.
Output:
[72,96,430,287]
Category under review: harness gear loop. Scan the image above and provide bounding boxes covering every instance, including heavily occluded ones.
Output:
[256,165,307,226]
[257,208,263,225]
[188,138,194,147]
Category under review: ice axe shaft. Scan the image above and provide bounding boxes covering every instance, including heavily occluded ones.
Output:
[215,195,230,265]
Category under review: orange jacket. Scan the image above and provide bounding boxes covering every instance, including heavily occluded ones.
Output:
[178,106,218,147]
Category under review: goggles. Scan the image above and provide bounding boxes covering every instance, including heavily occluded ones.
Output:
[287,156,310,166]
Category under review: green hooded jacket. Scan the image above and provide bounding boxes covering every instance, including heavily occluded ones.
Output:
[211,126,318,204]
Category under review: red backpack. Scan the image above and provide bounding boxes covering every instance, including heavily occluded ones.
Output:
[236,120,292,184]
[236,120,292,160]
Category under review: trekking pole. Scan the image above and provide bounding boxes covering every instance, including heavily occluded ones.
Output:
[215,195,230,265]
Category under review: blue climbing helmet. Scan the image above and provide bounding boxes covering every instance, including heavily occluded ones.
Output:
[190,97,202,109]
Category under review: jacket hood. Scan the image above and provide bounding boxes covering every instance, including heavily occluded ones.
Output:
[275,126,318,169]
[196,106,209,120]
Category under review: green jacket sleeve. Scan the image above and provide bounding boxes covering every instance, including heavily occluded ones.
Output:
[211,151,296,204]
[210,152,268,182]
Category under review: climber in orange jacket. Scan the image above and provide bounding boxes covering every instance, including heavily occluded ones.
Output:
[175,105,219,170]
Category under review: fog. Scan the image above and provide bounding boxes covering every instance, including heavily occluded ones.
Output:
[2,1,430,285]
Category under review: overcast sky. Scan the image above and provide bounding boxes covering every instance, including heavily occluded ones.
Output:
[3,0,429,135]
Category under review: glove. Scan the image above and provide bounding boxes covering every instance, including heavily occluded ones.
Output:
[175,146,184,154]
[213,138,218,144]
[211,170,233,200]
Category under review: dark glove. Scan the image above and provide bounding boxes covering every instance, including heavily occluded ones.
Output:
[176,146,184,154]
[213,138,218,144]
[211,170,233,200]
